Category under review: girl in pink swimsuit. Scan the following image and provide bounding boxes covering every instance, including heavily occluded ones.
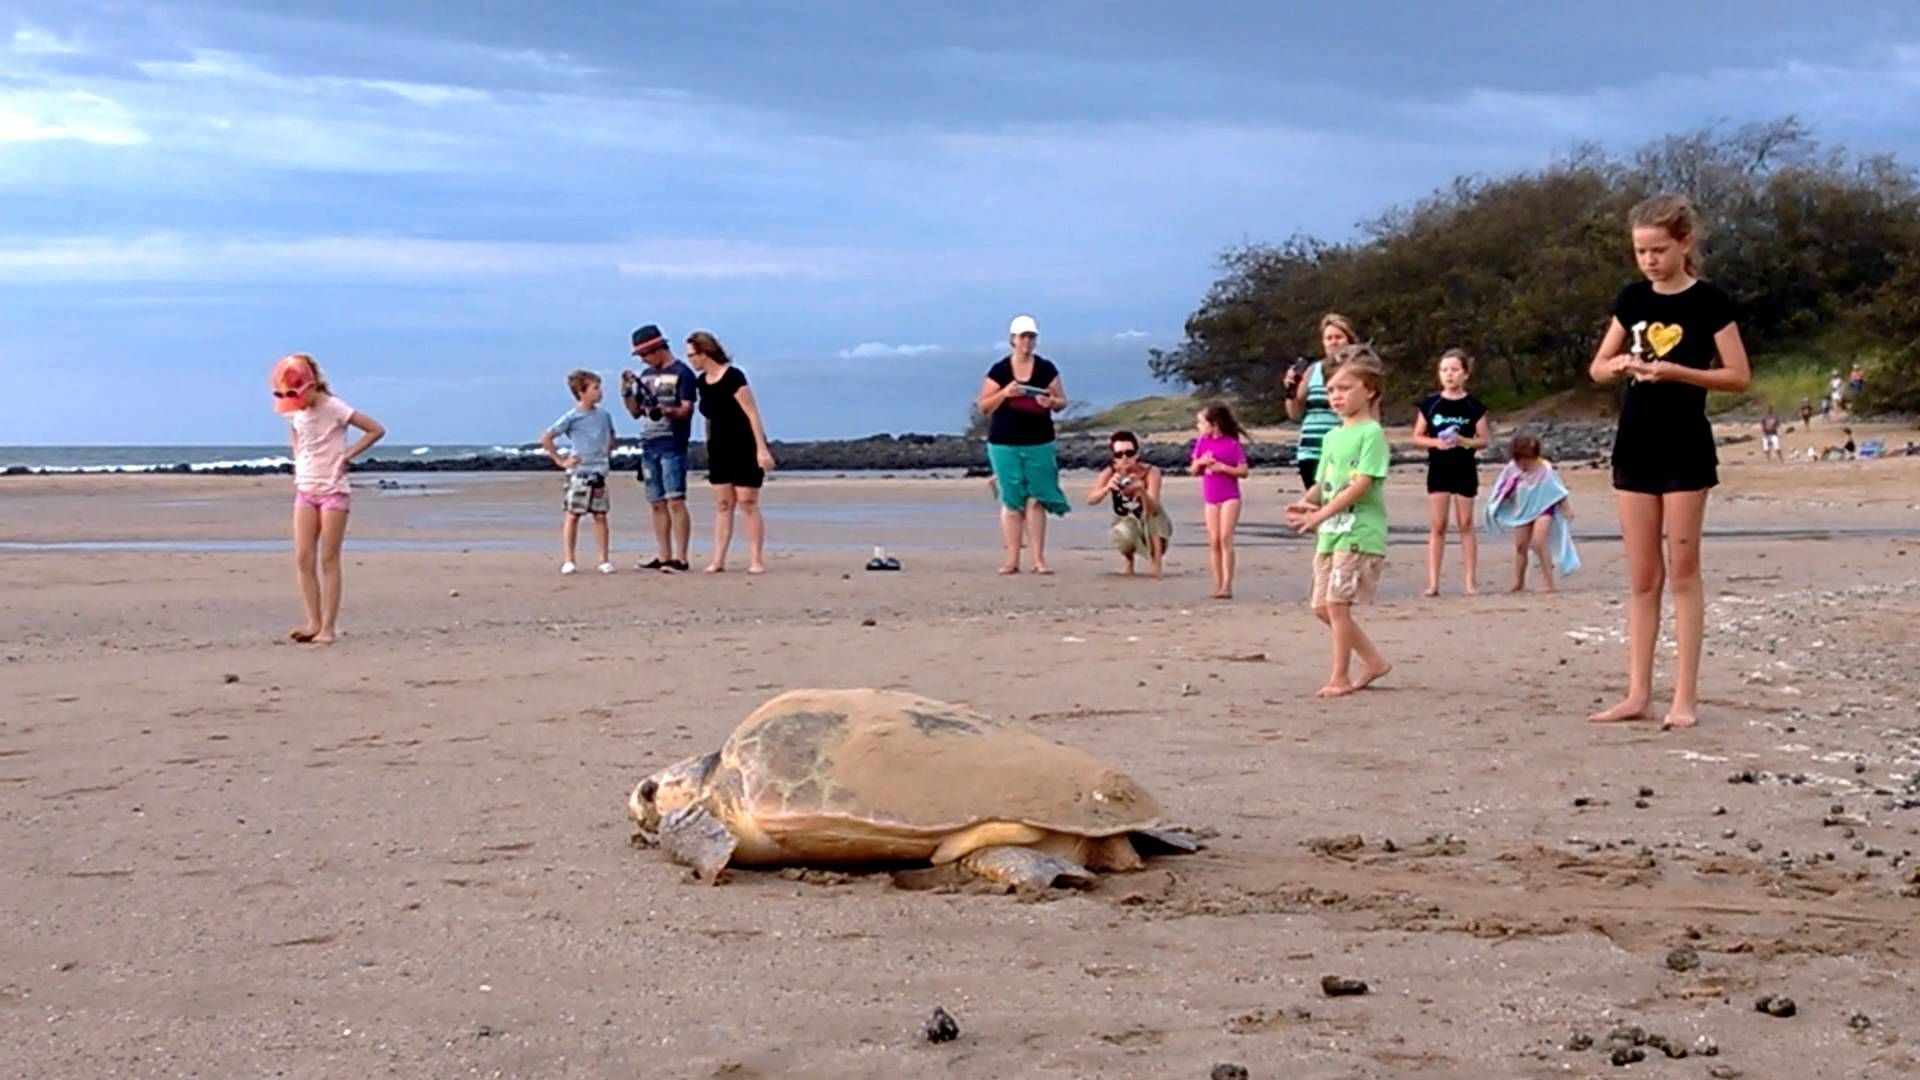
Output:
[1191,403,1251,600]
[272,354,386,645]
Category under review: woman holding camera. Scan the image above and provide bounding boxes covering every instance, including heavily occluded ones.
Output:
[1284,313,1359,491]
[1086,430,1170,578]
[978,314,1070,574]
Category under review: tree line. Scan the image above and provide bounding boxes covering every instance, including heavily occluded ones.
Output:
[1149,118,1920,418]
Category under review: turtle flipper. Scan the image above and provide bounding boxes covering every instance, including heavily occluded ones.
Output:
[958,845,1095,893]
[659,804,738,884]
[1130,828,1203,856]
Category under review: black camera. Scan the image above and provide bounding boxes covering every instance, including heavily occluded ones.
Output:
[647,407,663,421]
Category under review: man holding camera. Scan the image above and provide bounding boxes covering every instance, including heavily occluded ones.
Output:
[622,324,698,572]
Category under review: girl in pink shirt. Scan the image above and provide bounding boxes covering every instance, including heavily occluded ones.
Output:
[272,354,385,645]
[1191,403,1250,600]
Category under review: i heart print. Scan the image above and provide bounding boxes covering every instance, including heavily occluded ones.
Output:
[1646,322,1683,358]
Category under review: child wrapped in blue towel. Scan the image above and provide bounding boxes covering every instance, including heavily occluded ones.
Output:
[1484,434,1580,592]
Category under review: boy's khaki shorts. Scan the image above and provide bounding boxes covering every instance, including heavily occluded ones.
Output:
[1312,550,1384,608]
[564,472,610,516]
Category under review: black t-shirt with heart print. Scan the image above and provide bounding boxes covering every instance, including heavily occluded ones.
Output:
[1610,279,1736,454]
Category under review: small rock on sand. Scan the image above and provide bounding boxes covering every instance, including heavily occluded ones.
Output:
[222,673,239,684]
[1665,947,1701,972]
[1564,1032,1593,1052]
[924,1006,960,1043]
[1319,975,1368,997]
[1210,1066,1250,1080]
[1755,994,1797,1018]
[1610,1045,1646,1066]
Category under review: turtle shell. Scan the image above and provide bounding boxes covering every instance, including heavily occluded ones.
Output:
[716,688,1165,848]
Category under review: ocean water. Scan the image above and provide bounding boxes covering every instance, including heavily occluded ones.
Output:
[0,444,557,473]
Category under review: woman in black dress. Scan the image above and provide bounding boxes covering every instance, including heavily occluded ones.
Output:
[687,331,776,574]
[1586,195,1750,729]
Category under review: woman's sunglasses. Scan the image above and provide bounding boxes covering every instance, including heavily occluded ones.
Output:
[273,388,306,399]
[1112,448,1138,458]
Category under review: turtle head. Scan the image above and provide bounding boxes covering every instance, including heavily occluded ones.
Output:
[628,751,720,842]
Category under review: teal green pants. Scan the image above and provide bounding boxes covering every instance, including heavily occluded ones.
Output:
[987,441,1070,516]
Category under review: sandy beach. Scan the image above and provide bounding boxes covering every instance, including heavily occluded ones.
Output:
[5,444,1920,1078]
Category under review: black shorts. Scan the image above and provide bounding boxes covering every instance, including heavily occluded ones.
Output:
[1611,438,1717,495]
[708,447,764,489]
[1425,457,1479,497]
[1612,459,1717,495]
[1296,457,1319,490]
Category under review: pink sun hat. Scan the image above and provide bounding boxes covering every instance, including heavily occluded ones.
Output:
[271,354,317,413]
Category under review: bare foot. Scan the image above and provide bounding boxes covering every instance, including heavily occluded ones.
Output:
[746,563,766,575]
[1150,564,1163,580]
[1542,582,1557,593]
[1032,564,1053,576]
[1662,705,1699,730]
[704,563,725,574]
[1353,661,1392,690]
[1315,681,1356,698]
[1422,586,1440,598]
[997,563,1020,575]
[312,630,336,646]
[1210,590,1232,601]
[1509,582,1525,593]
[1463,582,1478,596]
[288,627,318,643]
[1588,698,1652,723]
[1121,561,1136,577]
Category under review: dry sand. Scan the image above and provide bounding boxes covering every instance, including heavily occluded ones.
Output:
[4,450,1920,1078]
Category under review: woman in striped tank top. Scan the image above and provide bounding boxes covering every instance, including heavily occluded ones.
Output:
[1284,313,1358,490]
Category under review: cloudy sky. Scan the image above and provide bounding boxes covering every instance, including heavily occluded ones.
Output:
[3,1,1919,444]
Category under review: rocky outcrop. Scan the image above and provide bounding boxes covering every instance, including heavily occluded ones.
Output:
[9,421,1741,478]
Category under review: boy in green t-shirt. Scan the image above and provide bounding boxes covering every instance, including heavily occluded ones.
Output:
[1286,345,1393,698]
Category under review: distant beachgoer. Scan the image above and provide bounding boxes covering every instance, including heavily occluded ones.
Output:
[1086,430,1170,578]
[540,369,618,576]
[1587,193,1751,729]
[1799,397,1815,428]
[1283,313,1357,491]
[1759,404,1783,463]
[687,331,776,574]
[1849,364,1866,402]
[1191,403,1250,600]
[1484,434,1578,593]
[271,353,385,645]
[1286,344,1392,698]
[1413,348,1489,596]
[1843,426,1857,459]
[1829,371,1845,416]
[621,324,698,573]
[978,314,1070,575]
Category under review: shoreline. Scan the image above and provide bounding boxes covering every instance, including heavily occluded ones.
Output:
[3,419,1652,478]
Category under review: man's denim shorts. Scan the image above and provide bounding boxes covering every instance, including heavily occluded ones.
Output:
[640,445,689,503]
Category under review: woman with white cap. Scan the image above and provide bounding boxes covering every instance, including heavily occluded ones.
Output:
[978,314,1071,574]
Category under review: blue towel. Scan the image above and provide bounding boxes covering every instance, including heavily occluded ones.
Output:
[1483,461,1580,577]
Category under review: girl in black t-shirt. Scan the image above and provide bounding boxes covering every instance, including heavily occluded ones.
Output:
[687,331,777,575]
[1410,348,1489,597]
[1586,195,1751,731]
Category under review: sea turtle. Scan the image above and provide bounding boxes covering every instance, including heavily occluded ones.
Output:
[626,688,1198,890]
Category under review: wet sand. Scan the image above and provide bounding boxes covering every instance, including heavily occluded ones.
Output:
[4,451,1920,1078]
